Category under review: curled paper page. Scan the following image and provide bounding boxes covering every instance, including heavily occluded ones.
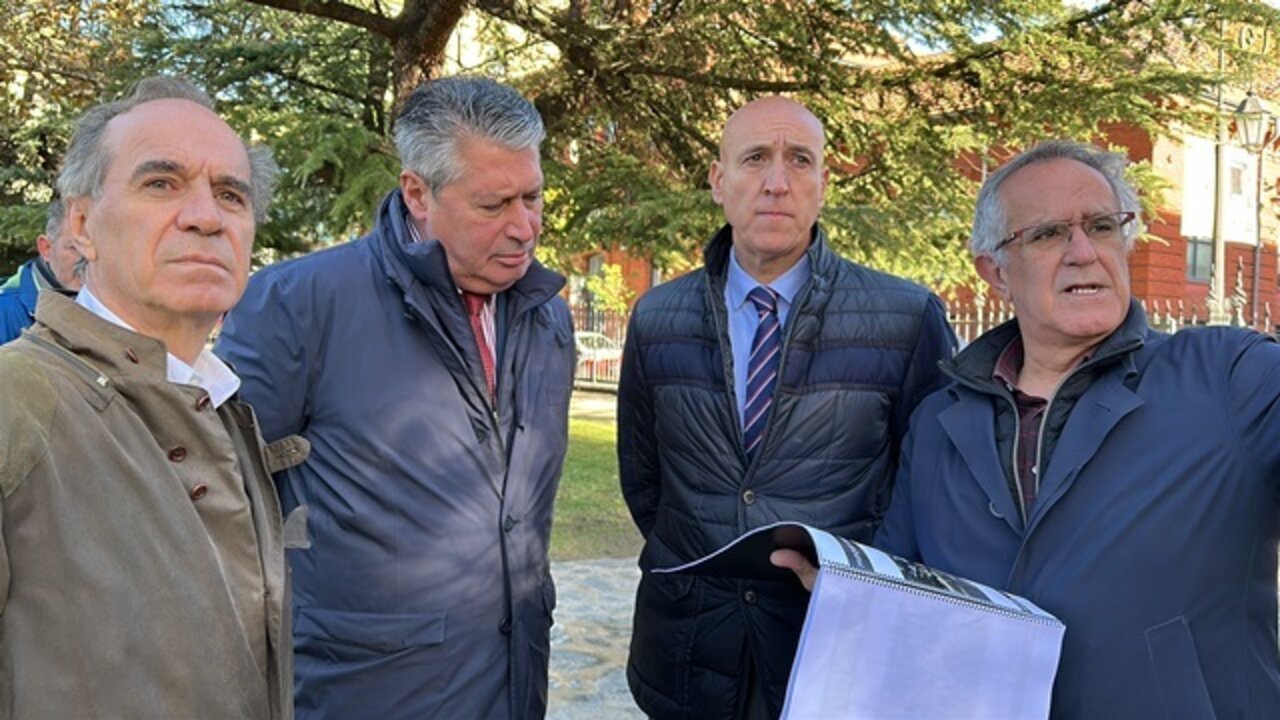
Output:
[656,521,1065,720]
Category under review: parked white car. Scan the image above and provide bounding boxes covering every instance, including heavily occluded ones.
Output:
[574,331,623,381]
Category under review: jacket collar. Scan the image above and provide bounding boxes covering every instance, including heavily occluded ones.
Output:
[34,290,172,384]
[703,222,837,286]
[372,190,565,315]
[937,298,1151,538]
[944,297,1150,395]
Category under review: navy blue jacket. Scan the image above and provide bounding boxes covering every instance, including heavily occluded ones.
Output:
[619,224,955,719]
[216,191,574,720]
[0,260,39,345]
[878,303,1280,719]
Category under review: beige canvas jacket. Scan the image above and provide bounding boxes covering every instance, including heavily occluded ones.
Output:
[0,292,304,719]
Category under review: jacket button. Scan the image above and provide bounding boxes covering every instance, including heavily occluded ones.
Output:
[168,446,188,462]
[744,589,758,604]
[742,489,756,505]
[190,483,208,501]
[499,616,512,635]
[195,394,212,411]
[503,515,517,532]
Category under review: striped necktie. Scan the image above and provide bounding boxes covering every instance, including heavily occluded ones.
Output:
[462,291,496,401]
[743,286,781,460]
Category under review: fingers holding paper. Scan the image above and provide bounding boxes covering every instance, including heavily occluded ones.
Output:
[770,549,817,591]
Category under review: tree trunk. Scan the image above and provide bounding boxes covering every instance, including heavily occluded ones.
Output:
[391,0,467,107]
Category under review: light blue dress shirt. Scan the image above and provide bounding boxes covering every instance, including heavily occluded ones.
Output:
[724,249,811,428]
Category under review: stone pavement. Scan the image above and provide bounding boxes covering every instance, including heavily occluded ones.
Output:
[549,391,643,718]
[547,558,644,719]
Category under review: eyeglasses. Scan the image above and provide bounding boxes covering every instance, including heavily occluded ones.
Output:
[996,211,1136,253]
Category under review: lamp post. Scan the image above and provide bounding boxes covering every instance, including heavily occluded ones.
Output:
[1235,92,1271,329]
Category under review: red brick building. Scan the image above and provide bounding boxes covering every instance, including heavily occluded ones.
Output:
[569,118,1280,336]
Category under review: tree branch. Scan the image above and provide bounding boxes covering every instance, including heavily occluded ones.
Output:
[245,0,398,38]
[617,64,821,92]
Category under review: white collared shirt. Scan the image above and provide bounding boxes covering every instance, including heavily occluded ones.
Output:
[76,287,241,408]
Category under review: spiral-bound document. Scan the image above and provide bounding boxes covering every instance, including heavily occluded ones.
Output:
[655,522,1065,720]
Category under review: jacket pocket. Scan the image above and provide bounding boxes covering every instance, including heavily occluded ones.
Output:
[637,533,695,598]
[295,606,446,654]
[293,606,449,717]
[1144,616,1217,720]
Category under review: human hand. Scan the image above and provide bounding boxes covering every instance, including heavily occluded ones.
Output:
[770,549,817,592]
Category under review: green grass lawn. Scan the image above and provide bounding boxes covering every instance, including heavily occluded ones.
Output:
[550,416,644,561]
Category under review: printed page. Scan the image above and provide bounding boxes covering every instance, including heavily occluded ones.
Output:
[654,521,1065,719]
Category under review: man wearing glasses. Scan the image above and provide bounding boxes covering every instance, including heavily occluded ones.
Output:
[824,140,1280,716]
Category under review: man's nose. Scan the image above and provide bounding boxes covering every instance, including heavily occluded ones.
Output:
[177,185,224,235]
[1062,223,1099,264]
[762,160,789,195]
[506,203,539,242]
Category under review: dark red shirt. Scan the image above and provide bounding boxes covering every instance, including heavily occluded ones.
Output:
[993,337,1048,517]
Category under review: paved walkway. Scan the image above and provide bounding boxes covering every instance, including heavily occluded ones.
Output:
[548,558,644,719]
[549,392,642,718]
[568,389,617,421]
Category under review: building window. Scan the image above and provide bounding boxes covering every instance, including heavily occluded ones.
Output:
[1186,237,1212,282]
[1231,165,1245,197]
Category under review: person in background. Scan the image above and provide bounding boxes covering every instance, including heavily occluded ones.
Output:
[0,198,83,343]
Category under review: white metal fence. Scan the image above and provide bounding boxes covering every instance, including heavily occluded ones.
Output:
[570,296,1275,390]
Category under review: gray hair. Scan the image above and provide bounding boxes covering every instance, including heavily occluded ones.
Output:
[970,140,1141,265]
[44,197,65,240]
[56,75,279,223]
[393,76,544,192]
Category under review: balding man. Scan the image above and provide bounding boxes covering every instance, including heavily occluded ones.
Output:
[0,77,299,719]
[618,96,954,719]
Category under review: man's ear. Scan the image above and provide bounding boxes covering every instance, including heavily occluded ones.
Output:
[975,254,1011,301]
[65,197,97,263]
[399,170,432,223]
[36,234,53,261]
[709,160,725,206]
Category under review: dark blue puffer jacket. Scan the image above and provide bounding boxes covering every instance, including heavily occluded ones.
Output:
[619,223,955,719]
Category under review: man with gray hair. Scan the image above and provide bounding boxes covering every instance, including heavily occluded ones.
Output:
[216,75,573,719]
[0,76,299,718]
[777,139,1280,716]
[0,198,83,344]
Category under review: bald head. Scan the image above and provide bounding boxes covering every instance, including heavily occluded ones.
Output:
[719,96,825,161]
[710,96,829,283]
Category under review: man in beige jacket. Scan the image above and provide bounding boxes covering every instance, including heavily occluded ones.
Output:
[0,76,304,718]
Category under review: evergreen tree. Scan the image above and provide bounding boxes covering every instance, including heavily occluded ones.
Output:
[2,0,1276,286]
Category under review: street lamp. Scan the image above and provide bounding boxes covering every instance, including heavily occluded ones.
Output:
[1235,92,1271,328]
[1237,93,1269,153]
